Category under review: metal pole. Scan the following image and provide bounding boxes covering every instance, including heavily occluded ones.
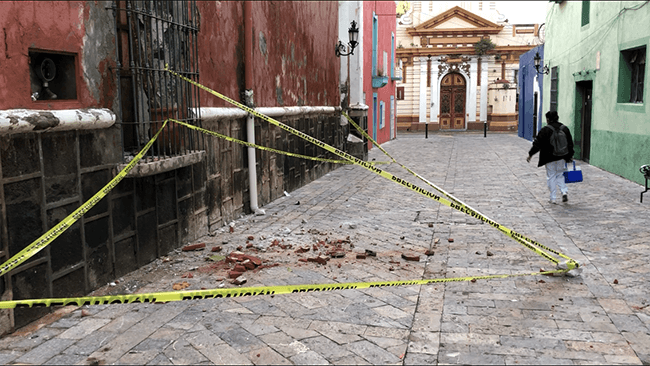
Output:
[484,121,487,137]
[425,122,428,139]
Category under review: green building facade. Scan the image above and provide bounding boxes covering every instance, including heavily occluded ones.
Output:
[544,1,649,185]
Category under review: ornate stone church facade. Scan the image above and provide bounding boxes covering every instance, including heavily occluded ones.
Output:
[396,4,542,132]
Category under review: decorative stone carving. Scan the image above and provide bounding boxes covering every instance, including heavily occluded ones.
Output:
[438,55,471,77]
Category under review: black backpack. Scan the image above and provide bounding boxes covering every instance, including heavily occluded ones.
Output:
[549,124,569,156]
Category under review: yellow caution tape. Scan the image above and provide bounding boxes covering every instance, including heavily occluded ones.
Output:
[0,269,567,309]
[0,69,578,310]
[169,118,388,165]
[0,121,169,278]
[342,112,576,265]
[165,67,577,270]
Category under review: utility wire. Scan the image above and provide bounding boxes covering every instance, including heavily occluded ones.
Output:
[545,1,649,64]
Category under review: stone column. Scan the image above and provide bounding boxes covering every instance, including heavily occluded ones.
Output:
[480,57,489,123]
[419,58,428,124]
[468,57,478,123]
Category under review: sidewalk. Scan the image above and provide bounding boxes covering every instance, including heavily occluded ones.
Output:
[1,132,648,365]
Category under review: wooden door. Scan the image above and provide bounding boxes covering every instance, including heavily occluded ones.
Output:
[440,73,466,130]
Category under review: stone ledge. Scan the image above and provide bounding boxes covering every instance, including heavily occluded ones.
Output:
[118,150,206,178]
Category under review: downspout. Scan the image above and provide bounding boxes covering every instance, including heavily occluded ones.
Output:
[244,1,265,215]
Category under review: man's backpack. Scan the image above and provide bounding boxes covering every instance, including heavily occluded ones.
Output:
[549,124,569,156]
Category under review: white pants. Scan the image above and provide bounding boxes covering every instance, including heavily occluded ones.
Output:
[545,160,568,201]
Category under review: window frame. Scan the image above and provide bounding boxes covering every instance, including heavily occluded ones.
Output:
[581,0,590,27]
[618,46,646,104]
[550,66,559,112]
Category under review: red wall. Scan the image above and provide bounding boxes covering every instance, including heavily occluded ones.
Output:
[0,1,116,110]
[364,1,397,147]
[196,2,340,108]
[0,2,340,111]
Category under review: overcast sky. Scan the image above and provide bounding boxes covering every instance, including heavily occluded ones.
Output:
[494,1,550,24]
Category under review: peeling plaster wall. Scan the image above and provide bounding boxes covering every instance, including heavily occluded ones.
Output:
[196,2,339,108]
[0,1,345,334]
[0,1,117,110]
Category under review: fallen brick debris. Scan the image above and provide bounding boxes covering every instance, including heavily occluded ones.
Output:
[425,250,434,256]
[211,246,222,252]
[182,243,206,251]
[328,250,346,258]
[401,253,420,261]
[232,277,247,285]
[307,255,329,265]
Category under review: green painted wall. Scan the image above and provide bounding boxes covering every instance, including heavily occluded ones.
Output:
[544,1,650,185]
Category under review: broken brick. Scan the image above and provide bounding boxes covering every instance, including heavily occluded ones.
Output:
[247,236,255,241]
[298,258,308,263]
[243,255,262,266]
[356,254,366,259]
[365,249,377,257]
[211,246,222,252]
[401,253,420,261]
[246,243,253,249]
[229,226,234,233]
[271,239,279,246]
[295,246,310,253]
[448,238,454,243]
[242,260,256,270]
[233,264,247,272]
[232,277,247,285]
[237,245,243,251]
[307,256,328,265]
[181,272,194,279]
[424,250,435,256]
[182,243,206,251]
[328,250,345,258]
[228,271,244,279]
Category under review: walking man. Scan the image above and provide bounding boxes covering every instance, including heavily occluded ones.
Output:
[526,111,575,204]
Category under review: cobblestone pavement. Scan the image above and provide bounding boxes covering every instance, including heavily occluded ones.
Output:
[1,132,649,365]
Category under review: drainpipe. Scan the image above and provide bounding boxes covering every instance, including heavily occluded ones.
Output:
[244,2,264,216]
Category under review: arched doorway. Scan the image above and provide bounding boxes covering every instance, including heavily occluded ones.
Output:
[440,73,466,130]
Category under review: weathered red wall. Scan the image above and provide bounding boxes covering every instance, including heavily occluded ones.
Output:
[196,1,339,108]
[0,1,116,110]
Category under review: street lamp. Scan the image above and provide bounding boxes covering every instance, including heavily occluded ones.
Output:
[335,20,359,57]
[533,51,549,75]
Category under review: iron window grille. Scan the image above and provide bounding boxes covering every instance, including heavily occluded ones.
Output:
[112,1,203,163]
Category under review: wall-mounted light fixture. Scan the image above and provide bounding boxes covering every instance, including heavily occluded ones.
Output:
[335,20,359,57]
[533,51,549,75]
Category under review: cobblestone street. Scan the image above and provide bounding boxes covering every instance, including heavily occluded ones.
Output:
[1,132,649,365]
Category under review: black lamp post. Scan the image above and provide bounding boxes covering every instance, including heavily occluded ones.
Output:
[336,20,359,57]
[533,51,549,75]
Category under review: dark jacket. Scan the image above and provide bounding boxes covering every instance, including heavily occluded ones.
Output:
[528,122,574,167]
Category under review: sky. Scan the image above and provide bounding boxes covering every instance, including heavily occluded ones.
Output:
[493,1,550,24]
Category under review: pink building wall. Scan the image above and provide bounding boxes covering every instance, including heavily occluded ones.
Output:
[363,1,397,148]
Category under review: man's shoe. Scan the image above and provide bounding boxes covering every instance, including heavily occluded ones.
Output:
[562,194,568,202]
[549,199,557,205]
